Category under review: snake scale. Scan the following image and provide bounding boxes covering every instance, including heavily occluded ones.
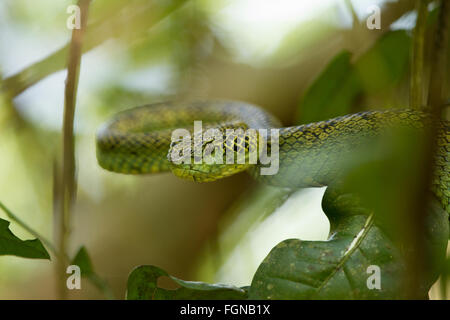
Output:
[96,100,449,213]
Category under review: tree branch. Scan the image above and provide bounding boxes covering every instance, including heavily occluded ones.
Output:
[55,0,91,300]
[0,0,187,98]
[410,0,428,109]
[407,0,449,299]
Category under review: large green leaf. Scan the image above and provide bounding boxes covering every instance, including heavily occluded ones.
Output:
[126,265,247,300]
[248,211,407,299]
[0,218,50,259]
[248,164,448,299]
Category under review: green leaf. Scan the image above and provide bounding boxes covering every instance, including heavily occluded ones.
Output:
[126,265,247,300]
[248,212,407,299]
[71,246,94,276]
[296,50,361,124]
[332,129,449,291]
[0,218,50,259]
[248,179,448,299]
[354,30,410,95]
[296,30,411,125]
[71,246,114,299]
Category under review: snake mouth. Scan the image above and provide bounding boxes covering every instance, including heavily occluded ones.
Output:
[170,166,211,182]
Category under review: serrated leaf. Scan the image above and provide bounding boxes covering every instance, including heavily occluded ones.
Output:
[126,265,247,300]
[0,218,50,259]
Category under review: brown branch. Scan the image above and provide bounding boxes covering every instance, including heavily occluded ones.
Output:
[0,0,188,98]
[410,0,428,109]
[55,0,91,300]
[407,0,449,299]
[428,1,450,111]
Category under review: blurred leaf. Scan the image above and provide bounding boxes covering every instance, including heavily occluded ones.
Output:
[215,185,293,256]
[336,129,449,292]
[95,86,166,116]
[249,127,448,299]
[0,218,50,259]
[126,265,247,300]
[71,246,114,299]
[72,246,94,276]
[297,30,411,124]
[2,0,188,97]
[296,50,360,124]
[354,30,410,95]
[196,185,293,283]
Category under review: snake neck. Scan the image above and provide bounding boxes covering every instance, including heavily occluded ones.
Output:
[251,110,449,212]
[96,102,449,213]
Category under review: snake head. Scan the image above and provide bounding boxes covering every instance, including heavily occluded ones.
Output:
[167,128,257,182]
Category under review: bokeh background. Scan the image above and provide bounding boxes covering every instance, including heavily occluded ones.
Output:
[0,0,448,299]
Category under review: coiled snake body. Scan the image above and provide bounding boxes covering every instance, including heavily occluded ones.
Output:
[96,100,449,213]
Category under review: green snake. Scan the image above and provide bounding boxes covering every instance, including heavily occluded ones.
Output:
[96,100,449,213]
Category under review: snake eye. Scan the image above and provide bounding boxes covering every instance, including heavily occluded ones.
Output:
[244,135,251,149]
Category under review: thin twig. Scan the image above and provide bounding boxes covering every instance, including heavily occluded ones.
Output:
[410,0,428,109]
[0,0,187,98]
[55,0,91,300]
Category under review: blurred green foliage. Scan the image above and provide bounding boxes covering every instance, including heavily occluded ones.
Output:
[296,30,410,124]
[0,0,448,300]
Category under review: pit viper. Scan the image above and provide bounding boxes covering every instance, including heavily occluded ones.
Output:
[96,100,449,213]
